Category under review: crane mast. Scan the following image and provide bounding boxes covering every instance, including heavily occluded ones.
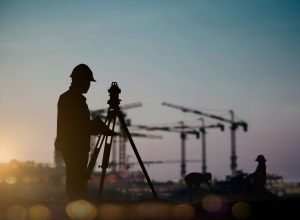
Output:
[162,102,247,176]
[179,122,187,179]
[200,118,206,174]
[199,118,224,173]
[119,122,127,172]
[229,110,237,176]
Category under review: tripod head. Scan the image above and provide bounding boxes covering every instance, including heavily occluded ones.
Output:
[107,82,121,110]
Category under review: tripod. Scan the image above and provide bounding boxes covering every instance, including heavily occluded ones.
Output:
[86,82,158,200]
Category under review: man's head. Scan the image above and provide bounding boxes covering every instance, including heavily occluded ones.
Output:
[70,64,96,94]
[255,155,266,163]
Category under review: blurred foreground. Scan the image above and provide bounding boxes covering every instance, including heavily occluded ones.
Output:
[1,160,300,219]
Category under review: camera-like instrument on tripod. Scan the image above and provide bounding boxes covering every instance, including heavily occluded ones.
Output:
[87,82,158,200]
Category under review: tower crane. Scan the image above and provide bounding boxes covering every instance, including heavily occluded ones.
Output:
[130,122,200,179]
[162,102,247,176]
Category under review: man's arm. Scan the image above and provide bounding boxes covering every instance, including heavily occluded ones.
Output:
[89,116,115,136]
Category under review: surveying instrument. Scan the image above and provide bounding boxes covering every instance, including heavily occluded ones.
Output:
[86,82,158,200]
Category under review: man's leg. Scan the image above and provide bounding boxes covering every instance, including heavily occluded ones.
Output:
[63,151,89,201]
[77,152,89,199]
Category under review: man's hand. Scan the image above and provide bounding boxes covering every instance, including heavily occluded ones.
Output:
[90,117,116,136]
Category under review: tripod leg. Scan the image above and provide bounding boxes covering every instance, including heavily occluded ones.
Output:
[86,135,106,179]
[98,141,110,199]
[86,115,114,179]
[117,112,159,199]
[98,115,117,200]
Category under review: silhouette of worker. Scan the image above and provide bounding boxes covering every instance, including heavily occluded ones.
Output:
[248,155,267,193]
[184,172,212,201]
[55,64,114,201]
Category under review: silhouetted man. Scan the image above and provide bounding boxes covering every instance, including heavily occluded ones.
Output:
[55,64,114,201]
[248,155,267,193]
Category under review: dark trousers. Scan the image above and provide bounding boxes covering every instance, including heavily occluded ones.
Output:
[62,151,89,201]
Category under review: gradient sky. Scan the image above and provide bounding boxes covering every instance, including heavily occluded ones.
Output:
[1,0,300,181]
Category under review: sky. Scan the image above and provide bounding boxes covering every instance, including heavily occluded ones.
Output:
[0,0,300,181]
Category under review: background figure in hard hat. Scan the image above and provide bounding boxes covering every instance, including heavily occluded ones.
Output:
[55,64,114,201]
[248,155,267,193]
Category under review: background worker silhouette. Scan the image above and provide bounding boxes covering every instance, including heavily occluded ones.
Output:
[55,64,114,201]
[248,154,267,193]
[184,172,212,201]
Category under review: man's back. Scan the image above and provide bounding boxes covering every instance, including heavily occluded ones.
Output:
[55,88,91,153]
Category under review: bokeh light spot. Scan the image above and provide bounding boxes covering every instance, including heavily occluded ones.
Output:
[5,175,17,185]
[202,194,223,213]
[171,203,195,220]
[48,163,57,168]
[28,204,51,220]
[106,174,117,184]
[66,200,97,220]
[232,202,252,219]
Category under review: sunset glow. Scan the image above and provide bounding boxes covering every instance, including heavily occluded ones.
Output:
[0,139,17,163]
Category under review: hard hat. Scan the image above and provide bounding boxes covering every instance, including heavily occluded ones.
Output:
[255,155,266,162]
[70,64,96,82]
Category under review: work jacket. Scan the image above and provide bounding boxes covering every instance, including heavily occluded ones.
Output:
[55,87,98,153]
